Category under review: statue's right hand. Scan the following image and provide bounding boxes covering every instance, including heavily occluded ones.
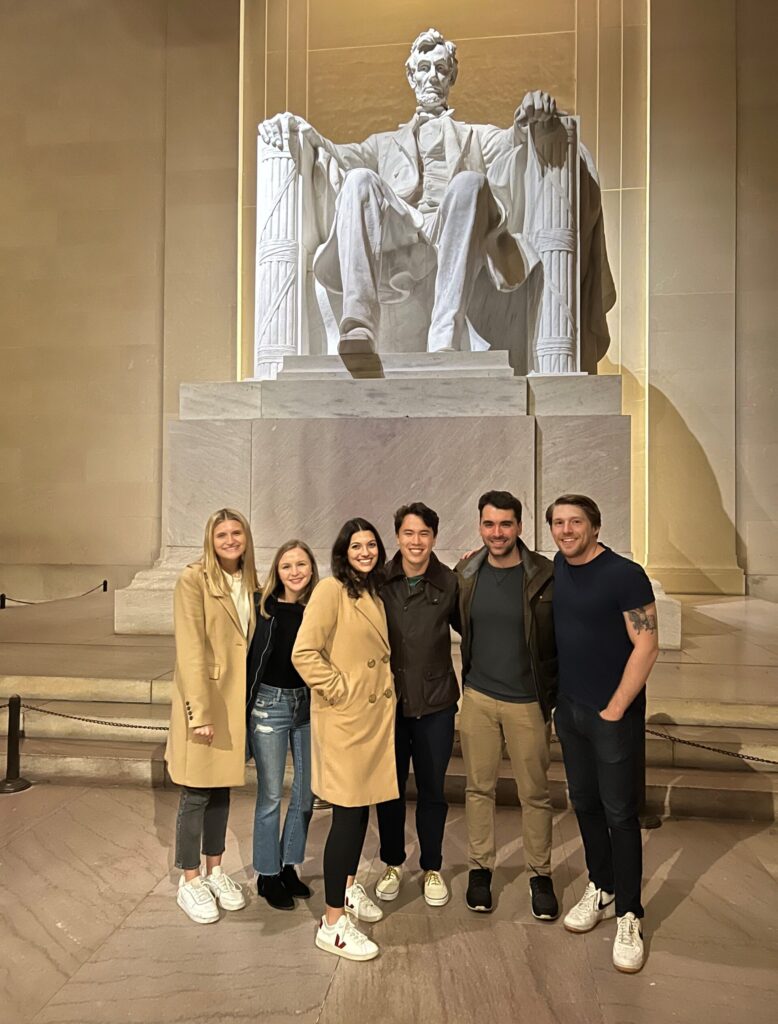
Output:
[259,112,309,149]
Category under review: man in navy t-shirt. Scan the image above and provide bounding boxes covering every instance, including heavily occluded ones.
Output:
[547,494,658,974]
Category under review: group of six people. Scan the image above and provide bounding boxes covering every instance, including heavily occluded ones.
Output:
[164,490,658,974]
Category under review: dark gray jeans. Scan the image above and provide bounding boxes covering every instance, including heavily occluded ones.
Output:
[174,786,230,870]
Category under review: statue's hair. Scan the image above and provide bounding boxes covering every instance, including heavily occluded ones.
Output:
[405,28,458,85]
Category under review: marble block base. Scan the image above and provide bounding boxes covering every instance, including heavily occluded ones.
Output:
[652,579,682,650]
[180,376,527,420]
[528,373,622,415]
[277,350,515,380]
[116,371,668,642]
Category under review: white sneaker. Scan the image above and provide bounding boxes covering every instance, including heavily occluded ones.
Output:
[375,864,403,902]
[176,875,219,924]
[613,913,644,973]
[203,866,246,911]
[423,870,450,907]
[563,881,616,933]
[315,914,379,961]
[345,881,384,922]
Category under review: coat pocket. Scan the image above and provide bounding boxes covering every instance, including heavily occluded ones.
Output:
[422,667,456,707]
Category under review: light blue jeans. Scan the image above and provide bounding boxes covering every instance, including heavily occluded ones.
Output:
[249,683,314,876]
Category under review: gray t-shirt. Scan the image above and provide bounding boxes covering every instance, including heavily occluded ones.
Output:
[466,562,536,704]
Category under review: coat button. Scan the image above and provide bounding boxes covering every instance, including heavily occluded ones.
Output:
[368,693,377,704]
[368,658,376,668]
[382,654,390,663]
[384,688,393,699]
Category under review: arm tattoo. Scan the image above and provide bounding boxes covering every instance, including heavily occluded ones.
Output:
[627,606,657,634]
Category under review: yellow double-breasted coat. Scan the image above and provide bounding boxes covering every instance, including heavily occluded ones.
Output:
[292,576,398,807]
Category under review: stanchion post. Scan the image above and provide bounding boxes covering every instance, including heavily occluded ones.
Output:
[1,694,32,794]
[638,721,661,829]
[0,593,5,609]
[102,580,108,592]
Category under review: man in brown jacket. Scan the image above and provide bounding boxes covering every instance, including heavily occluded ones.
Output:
[375,502,461,908]
[456,490,558,919]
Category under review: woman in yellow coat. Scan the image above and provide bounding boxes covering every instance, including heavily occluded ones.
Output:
[292,518,398,962]
[165,508,258,924]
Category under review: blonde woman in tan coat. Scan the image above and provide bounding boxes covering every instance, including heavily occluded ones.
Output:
[165,508,258,924]
[292,518,398,962]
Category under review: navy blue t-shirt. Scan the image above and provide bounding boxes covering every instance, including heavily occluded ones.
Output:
[553,546,655,710]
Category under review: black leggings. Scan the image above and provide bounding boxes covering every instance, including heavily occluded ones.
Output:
[323,804,369,907]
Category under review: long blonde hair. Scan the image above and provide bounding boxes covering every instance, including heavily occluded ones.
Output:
[259,539,319,618]
[201,508,259,598]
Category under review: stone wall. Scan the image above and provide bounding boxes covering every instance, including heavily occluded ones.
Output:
[0,0,239,599]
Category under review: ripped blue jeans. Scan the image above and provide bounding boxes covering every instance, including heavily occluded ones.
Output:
[249,683,313,876]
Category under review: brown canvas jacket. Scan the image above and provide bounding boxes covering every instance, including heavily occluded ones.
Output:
[455,540,557,720]
[380,551,461,718]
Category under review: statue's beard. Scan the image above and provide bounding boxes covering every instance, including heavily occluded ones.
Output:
[417,88,448,111]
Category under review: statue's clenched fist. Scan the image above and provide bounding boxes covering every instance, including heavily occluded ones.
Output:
[515,90,558,128]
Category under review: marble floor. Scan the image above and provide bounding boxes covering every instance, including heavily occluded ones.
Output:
[1,786,775,1024]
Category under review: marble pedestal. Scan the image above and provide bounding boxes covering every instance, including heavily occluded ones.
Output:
[115,357,680,647]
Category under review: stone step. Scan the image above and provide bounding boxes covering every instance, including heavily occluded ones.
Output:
[4,738,774,821]
[452,724,778,773]
[276,351,517,380]
[4,683,777,729]
[411,757,778,821]
[14,699,778,774]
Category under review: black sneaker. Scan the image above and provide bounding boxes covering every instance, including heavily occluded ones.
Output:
[257,873,294,910]
[280,864,311,899]
[466,868,493,913]
[529,874,559,920]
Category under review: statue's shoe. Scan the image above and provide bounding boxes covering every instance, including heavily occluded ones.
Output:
[338,326,376,356]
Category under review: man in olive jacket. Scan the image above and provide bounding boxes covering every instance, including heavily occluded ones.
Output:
[456,490,558,920]
[375,502,461,908]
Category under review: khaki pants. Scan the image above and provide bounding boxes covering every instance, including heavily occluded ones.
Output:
[460,687,553,874]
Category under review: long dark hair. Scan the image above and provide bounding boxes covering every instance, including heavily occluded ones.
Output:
[331,518,386,600]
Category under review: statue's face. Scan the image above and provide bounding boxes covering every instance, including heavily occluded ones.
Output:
[407,43,455,110]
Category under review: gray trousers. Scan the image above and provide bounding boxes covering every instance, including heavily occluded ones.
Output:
[336,168,501,350]
[174,785,230,870]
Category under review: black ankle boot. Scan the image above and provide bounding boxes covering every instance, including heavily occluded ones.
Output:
[258,872,294,910]
[280,864,311,899]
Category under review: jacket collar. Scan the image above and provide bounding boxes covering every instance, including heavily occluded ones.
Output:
[457,540,552,590]
[384,550,449,591]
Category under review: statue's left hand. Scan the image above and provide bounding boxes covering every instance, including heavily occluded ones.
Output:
[515,90,558,128]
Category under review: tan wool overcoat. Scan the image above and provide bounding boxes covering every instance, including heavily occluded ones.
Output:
[165,563,255,789]
[291,576,398,807]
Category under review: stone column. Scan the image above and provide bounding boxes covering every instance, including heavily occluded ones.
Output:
[526,116,580,375]
[253,134,302,379]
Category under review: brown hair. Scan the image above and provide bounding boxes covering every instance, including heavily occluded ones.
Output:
[544,494,602,531]
[259,539,319,619]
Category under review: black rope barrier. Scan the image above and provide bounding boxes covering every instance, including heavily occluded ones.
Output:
[3,704,775,761]
[0,580,108,608]
[2,702,776,803]
[645,726,778,766]
[20,704,168,731]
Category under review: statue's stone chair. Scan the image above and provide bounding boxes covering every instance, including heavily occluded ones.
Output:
[252,117,583,380]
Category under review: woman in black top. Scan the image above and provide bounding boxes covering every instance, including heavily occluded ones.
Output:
[247,539,319,910]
